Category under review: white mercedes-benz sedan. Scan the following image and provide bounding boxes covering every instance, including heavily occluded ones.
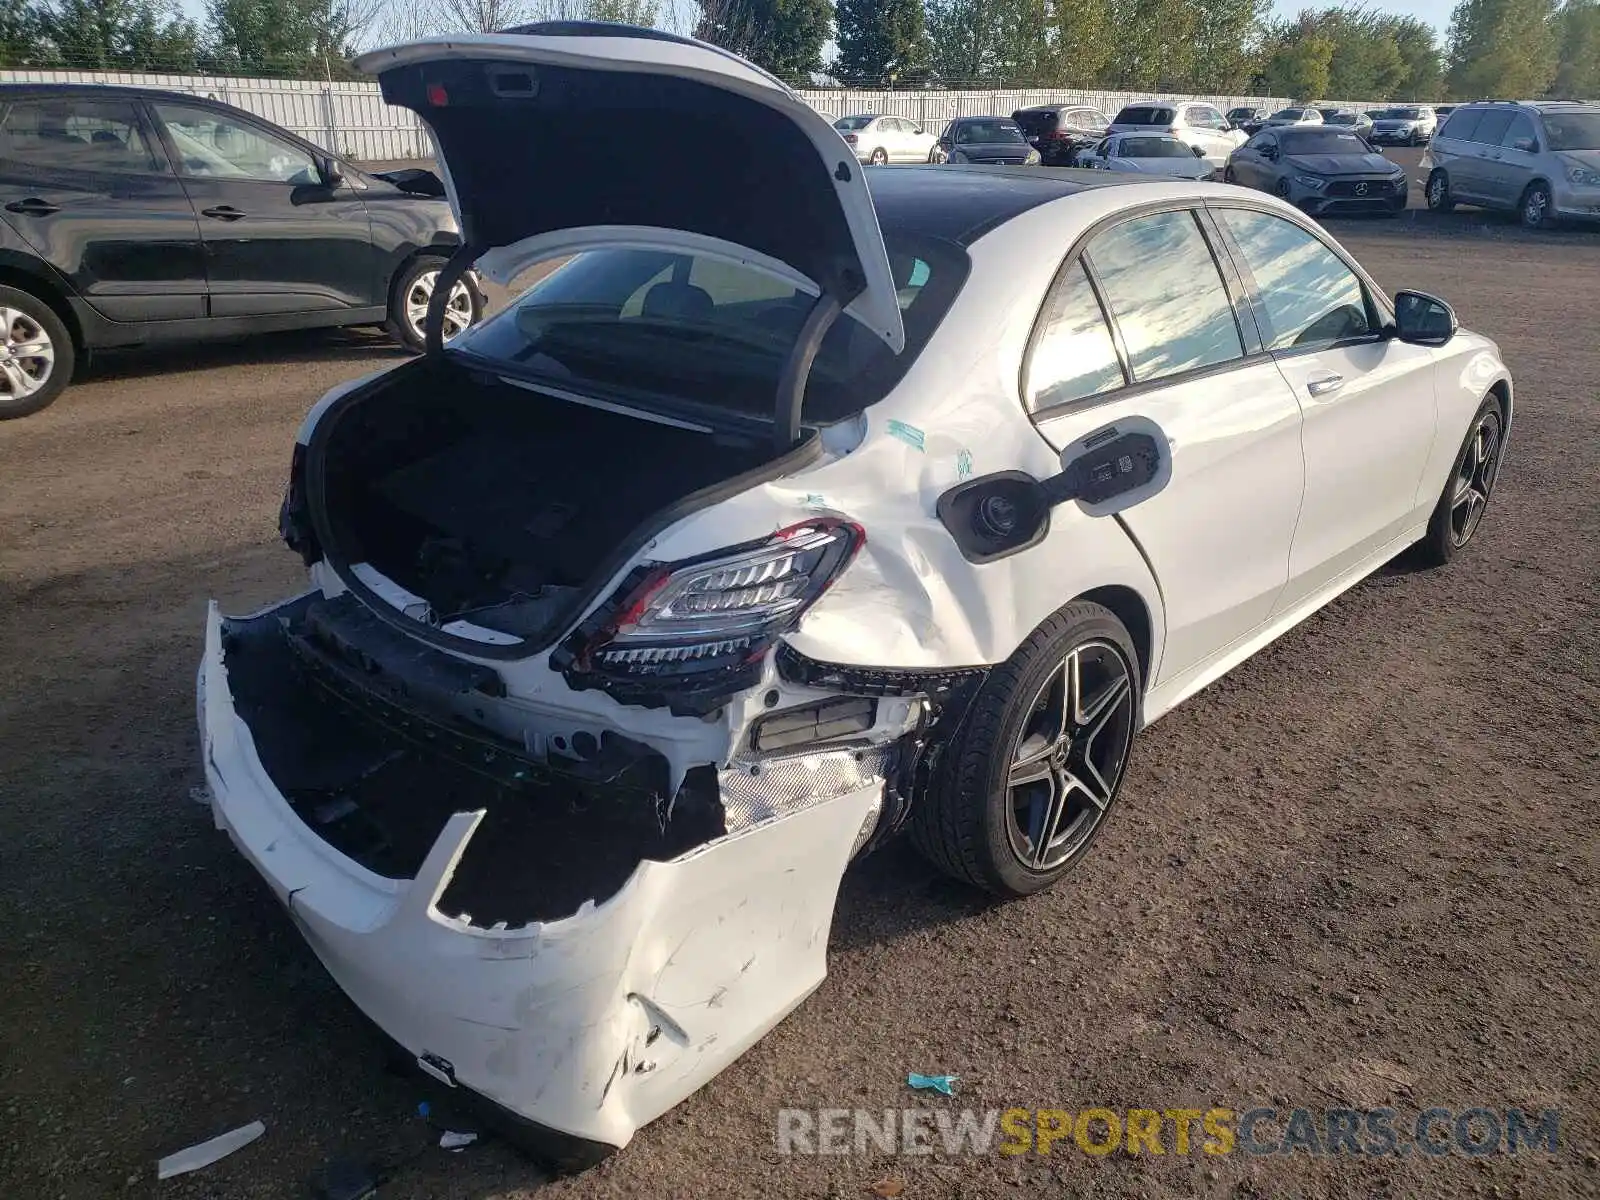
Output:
[196,23,1512,1169]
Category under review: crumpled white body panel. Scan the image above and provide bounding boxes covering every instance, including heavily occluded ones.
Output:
[199,601,876,1148]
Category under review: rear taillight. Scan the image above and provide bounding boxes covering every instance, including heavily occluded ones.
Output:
[556,520,864,698]
[843,133,859,144]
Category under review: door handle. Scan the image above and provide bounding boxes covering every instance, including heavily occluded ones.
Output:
[201,205,246,221]
[4,198,60,216]
[1306,371,1345,398]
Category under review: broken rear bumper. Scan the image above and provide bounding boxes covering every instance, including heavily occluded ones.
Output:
[197,599,880,1154]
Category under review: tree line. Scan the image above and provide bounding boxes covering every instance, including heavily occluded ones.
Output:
[0,0,1595,101]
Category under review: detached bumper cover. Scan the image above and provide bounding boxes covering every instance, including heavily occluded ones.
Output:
[198,600,879,1151]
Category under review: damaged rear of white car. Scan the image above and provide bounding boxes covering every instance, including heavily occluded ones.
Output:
[196,19,1511,1173]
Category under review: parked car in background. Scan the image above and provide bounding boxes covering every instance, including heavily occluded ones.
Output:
[1074,133,1215,178]
[1434,105,1457,122]
[1012,103,1112,165]
[1225,125,1410,216]
[1108,101,1246,167]
[833,113,941,164]
[1319,108,1374,135]
[207,23,1513,1167]
[1423,99,1600,229]
[1260,107,1325,131]
[938,116,1041,165]
[1226,106,1264,130]
[0,83,478,418]
[1367,105,1438,145]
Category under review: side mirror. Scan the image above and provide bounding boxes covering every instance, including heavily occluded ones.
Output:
[319,156,344,188]
[1391,290,1458,347]
[913,127,924,135]
[1192,144,1206,157]
[1511,136,1538,153]
[1263,146,1279,161]
[936,423,1168,563]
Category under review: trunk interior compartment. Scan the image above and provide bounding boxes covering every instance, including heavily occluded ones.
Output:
[222,594,726,927]
[308,361,808,649]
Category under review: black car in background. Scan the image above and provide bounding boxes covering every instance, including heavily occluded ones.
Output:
[939,116,1042,165]
[1227,106,1264,131]
[1011,103,1112,165]
[0,84,478,417]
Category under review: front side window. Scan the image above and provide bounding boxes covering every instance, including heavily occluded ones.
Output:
[1218,209,1372,350]
[1025,260,1124,412]
[0,98,163,174]
[1502,113,1537,149]
[1085,210,1243,383]
[155,103,318,183]
[455,233,968,424]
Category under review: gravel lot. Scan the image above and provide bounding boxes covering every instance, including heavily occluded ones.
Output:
[1,189,1596,1200]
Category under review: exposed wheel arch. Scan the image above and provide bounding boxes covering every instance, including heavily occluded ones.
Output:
[0,263,83,358]
[1077,583,1153,694]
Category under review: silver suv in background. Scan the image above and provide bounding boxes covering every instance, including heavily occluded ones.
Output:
[1108,100,1246,167]
[1367,105,1438,146]
[1423,100,1600,229]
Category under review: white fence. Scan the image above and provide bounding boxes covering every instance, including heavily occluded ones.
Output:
[0,67,1378,162]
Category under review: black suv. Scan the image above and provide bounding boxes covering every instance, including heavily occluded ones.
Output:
[0,84,479,417]
[1011,104,1112,165]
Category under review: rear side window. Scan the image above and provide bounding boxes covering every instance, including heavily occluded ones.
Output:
[1114,106,1175,126]
[0,98,164,174]
[1470,110,1514,145]
[1440,109,1481,140]
[1217,210,1372,350]
[1025,261,1124,412]
[1085,211,1243,383]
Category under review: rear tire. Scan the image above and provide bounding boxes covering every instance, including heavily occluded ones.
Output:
[1414,395,1504,567]
[1426,169,1454,212]
[910,601,1141,898]
[387,254,483,354]
[0,285,74,420]
[869,147,888,166]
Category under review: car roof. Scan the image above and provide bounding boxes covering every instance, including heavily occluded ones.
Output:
[868,165,1133,246]
[0,82,205,104]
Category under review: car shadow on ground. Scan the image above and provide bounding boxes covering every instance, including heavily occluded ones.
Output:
[76,326,412,385]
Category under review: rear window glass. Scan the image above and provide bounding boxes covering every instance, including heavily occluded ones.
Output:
[1013,109,1058,135]
[954,120,1026,145]
[1114,106,1175,126]
[834,116,874,131]
[1272,109,1305,120]
[455,233,970,426]
[1121,137,1192,158]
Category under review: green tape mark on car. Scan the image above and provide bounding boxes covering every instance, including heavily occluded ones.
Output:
[886,419,926,452]
[803,493,827,509]
[957,449,973,480]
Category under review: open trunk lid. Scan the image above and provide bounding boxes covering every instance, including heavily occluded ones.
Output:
[354,24,905,353]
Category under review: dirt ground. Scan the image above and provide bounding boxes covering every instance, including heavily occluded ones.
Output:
[1,208,1597,1200]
